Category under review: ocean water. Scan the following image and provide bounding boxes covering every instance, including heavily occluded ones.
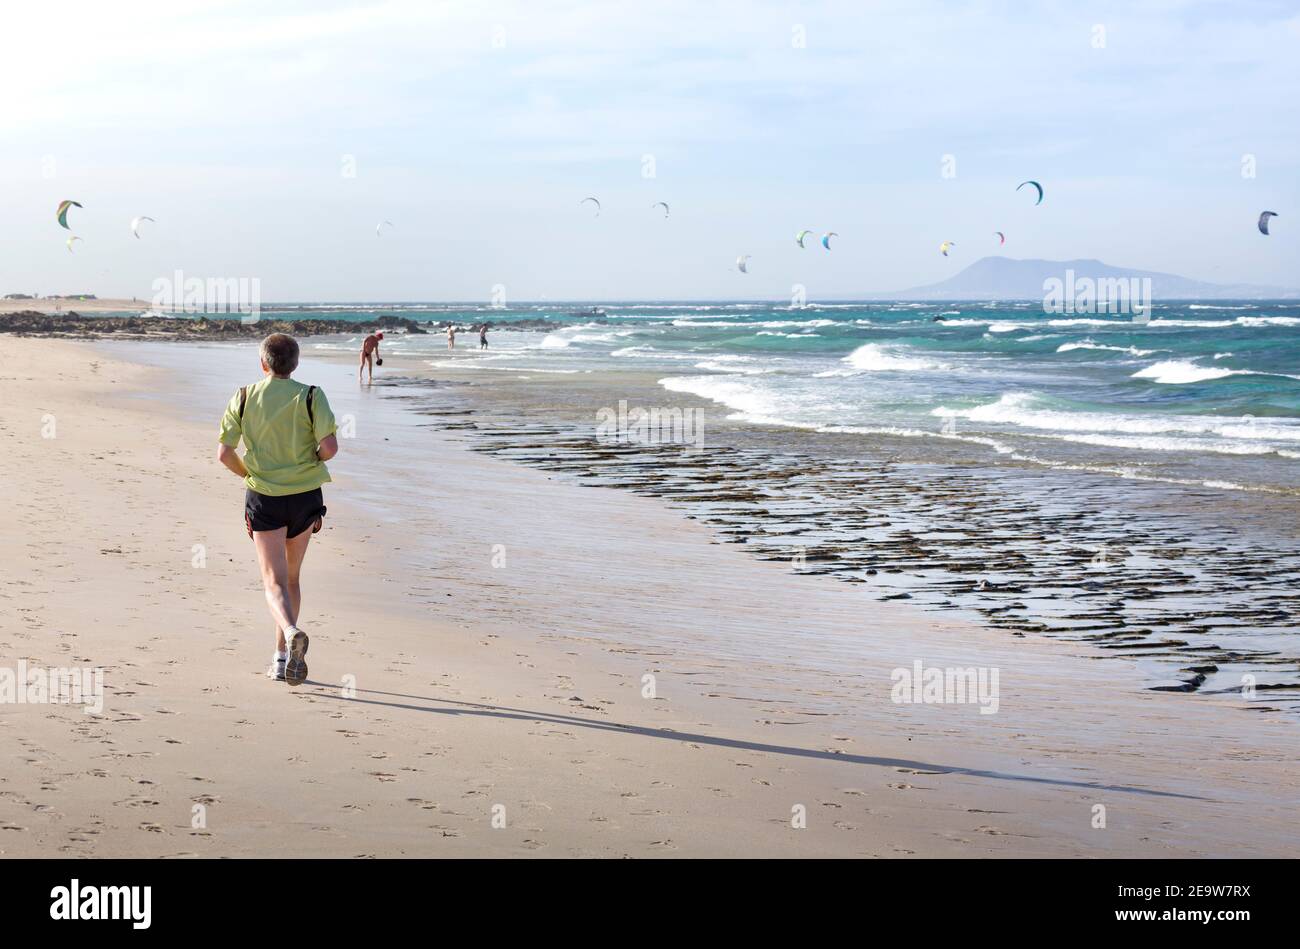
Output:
[294,299,1300,495]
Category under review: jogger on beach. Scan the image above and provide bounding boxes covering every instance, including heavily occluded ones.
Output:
[217,333,339,686]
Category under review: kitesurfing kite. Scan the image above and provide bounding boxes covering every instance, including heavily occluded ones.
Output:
[66,236,82,253]
[1258,211,1278,235]
[376,220,394,236]
[651,202,669,218]
[995,231,1006,245]
[57,200,82,229]
[580,196,601,216]
[821,232,837,250]
[940,240,955,256]
[737,254,751,273]
[1017,180,1044,205]
[131,216,156,239]
[796,229,813,248]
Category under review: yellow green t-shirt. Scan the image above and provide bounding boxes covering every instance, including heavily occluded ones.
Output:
[218,376,337,496]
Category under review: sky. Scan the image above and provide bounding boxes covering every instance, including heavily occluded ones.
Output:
[1,0,1298,302]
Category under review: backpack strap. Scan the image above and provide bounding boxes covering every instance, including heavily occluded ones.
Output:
[239,383,317,429]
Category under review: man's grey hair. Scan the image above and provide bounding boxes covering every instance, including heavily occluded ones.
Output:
[260,334,299,376]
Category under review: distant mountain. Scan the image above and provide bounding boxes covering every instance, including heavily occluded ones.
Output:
[880,257,1300,300]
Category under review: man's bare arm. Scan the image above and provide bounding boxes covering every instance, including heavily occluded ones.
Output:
[217,443,248,478]
[316,433,339,462]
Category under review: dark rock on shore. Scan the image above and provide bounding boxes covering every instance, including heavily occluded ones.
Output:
[0,311,581,340]
[0,310,432,340]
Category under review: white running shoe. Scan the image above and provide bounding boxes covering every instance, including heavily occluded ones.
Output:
[285,631,309,687]
[267,654,286,681]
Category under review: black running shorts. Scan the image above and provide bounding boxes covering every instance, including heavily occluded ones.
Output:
[245,488,327,539]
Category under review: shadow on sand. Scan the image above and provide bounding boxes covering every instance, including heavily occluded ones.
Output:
[303,683,1209,802]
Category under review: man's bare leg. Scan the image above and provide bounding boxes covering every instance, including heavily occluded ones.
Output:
[254,528,297,635]
[255,527,313,685]
[272,527,313,650]
[279,528,312,645]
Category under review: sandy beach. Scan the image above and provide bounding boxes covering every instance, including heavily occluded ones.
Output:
[0,298,149,315]
[1,335,1297,858]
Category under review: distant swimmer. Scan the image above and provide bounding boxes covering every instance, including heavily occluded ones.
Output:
[479,324,488,349]
[447,323,456,349]
[359,330,383,383]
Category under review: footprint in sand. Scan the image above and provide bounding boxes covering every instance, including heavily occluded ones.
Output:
[115,797,160,808]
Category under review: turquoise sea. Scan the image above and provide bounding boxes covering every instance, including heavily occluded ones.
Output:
[280,299,1300,494]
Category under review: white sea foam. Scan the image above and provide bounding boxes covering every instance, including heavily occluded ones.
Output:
[670,318,838,329]
[658,375,818,427]
[814,343,946,377]
[658,374,1013,452]
[610,346,702,361]
[1052,433,1279,455]
[1056,340,1156,357]
[932,392,1300,443]
[425,358,583,373]
[1131,360,1238,384]
[693,355,777,375]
